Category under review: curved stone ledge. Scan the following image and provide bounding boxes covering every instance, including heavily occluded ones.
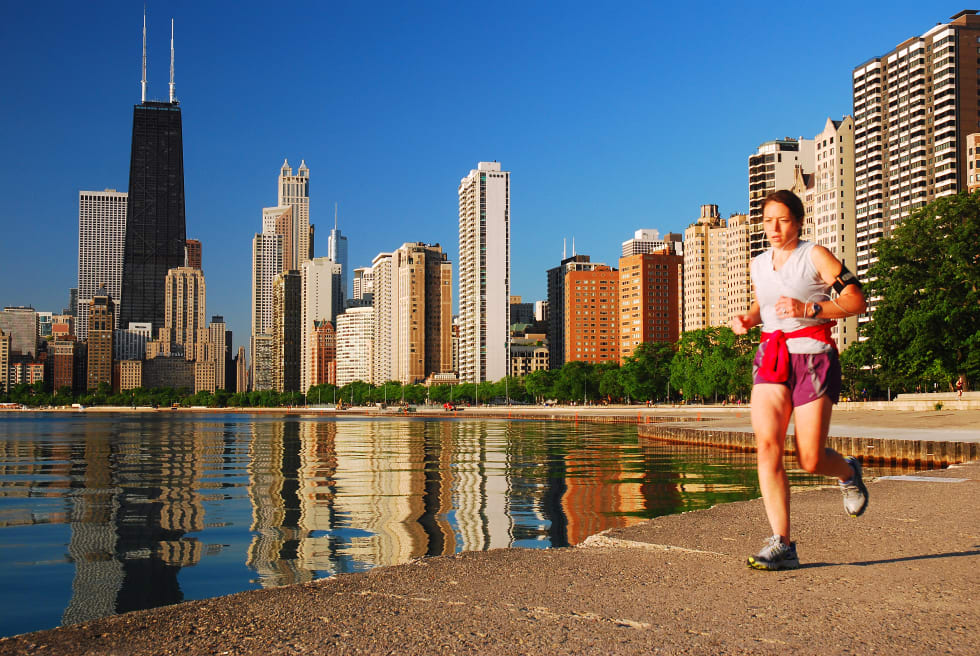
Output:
[637,422,979,468]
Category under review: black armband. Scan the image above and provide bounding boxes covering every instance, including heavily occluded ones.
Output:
[832,264,862,293]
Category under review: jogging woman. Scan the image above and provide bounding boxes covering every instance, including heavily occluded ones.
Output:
[731,189,868,570]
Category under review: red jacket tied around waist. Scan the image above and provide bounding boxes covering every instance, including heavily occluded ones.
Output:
[758,322,836,384]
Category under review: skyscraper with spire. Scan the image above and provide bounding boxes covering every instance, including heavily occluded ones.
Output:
[278,160,311,270]
[119,14,187,333]
[327,203,348,303]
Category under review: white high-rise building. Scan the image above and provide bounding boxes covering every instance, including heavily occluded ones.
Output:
[621,229,683,257]
[262,205,295,271]
[300,257,342,393]
[852,11,980,320]
[77,189,127,340]
[370,252,394,384]
[278,159,311,270]
[458,162,510,383]
[328,209,349,303]
[352,267,374,301]
[748,138,815,257]
[251,233,283,339]
[335,306,374,386]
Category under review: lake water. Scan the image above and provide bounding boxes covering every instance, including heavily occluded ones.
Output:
[0,412,911,637]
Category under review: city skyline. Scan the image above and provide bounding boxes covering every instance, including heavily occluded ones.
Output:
[0,1,964,352]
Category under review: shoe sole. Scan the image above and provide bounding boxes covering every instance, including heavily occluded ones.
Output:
[747,557,800,571]
[844,457,869,517]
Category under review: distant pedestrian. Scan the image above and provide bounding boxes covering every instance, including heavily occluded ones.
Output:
[731,189,869,571]
[956,379,963,398]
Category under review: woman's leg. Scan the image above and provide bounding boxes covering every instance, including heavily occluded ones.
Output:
[751,383,794,541]
[793,396,853,481]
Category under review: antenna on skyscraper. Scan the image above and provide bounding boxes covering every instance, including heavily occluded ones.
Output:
[563,238,566,260]
[169,18,175,103]
[141,7,147,103]
[334,202,338,230]
[572,237,576,257]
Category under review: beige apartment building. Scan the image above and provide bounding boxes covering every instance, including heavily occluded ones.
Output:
[278,160,311,272]
[810,116,858,350]
[157,267,207,360]
[86,285,114,390]
[370,253,394,385]
[683,205,728,331]
[853,10,980,317]
[393,243,452,384]
[725,213,753,322]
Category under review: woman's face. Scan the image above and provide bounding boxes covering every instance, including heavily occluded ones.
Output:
[762,201,801,249]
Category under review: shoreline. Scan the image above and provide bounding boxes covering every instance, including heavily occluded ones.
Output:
[0,409,976,653]
[2,458,976,654]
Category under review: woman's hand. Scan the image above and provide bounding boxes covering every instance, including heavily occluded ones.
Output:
[774,296,806,319]
[731,314,755,335]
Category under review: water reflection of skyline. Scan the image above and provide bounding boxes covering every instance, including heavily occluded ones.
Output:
[0,414,904,635]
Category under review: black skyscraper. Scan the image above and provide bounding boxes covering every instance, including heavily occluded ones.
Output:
[119,101,187,332]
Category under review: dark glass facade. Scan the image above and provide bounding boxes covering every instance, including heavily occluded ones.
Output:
[120,102,186,332]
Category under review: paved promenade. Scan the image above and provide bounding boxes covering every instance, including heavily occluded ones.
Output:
[0,409,977,655]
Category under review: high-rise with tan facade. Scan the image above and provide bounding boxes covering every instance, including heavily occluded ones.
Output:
[393,243,452,384]
[370,253,394,384]
[724,213,753,323]
[300,257,342,394]
[618,250,682,362]
[810,116,859,349]
[162,267,206,359]
[278,160,311,272]
[77,189,127,340]
[564,266,619,364]
[86,285,114,390]
[683,205,728,331]
[251,231,282,388]
[262,205,295,272]
[852,10,980,319]
[458,162,510,383]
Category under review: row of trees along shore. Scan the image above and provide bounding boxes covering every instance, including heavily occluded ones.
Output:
[2,193,977,408]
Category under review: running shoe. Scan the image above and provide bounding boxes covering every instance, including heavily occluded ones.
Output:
[747,535,799,571]
[840,456,869,517]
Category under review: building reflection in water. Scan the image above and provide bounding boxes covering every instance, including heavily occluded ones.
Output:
[0,414,875,635]
[57,416,213,624]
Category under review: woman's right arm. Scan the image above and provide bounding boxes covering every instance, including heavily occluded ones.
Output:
[732,288,761,335]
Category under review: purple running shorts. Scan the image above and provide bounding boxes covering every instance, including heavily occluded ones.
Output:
[752,343,841,407]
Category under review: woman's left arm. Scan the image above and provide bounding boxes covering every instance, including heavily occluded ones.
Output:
[809,245,867,319]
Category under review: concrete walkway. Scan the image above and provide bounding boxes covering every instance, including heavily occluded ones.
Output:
[2,460,977,652]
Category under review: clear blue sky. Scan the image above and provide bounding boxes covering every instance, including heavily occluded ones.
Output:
[0,1,965,353]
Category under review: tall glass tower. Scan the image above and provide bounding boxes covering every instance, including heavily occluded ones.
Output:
[327,204,348,303]
[119,18,187,332]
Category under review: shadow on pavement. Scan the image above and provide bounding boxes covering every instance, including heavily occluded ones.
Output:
[793,548,980,569]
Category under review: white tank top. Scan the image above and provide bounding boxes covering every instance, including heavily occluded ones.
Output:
[750,240,833,354]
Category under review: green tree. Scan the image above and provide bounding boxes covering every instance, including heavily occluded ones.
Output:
[863,192,980,389]
[596,362,623,402]
[620,341,674,402]
[525,369,556,403]
[553,361,593,403]
[670,327,755,403]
